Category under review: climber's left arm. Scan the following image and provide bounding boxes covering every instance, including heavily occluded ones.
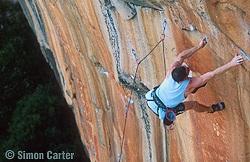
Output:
[166,38,207,78]
[178,38,207,61]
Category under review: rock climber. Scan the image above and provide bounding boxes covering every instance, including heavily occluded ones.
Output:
[145,38,244,130]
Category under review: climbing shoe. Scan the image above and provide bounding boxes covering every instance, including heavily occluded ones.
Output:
[209,102,225,113]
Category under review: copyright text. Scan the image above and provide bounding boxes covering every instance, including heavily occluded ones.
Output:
[5,150,75,160]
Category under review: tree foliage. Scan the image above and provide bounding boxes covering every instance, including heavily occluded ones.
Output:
[0,1,89,161]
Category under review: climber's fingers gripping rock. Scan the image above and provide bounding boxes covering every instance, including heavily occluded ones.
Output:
[231,54,244,66]
[199,37,207,48]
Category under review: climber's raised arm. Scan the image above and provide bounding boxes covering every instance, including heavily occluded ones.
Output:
[166,38,207,77]
[187,54,244,89]
[178,37,207,61]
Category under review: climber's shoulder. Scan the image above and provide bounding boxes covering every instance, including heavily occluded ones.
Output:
[187,77,204,89]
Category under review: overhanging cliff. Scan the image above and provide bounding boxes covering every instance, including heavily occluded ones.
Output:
[19,0,250,161]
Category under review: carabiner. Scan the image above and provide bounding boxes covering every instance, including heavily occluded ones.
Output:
[160,34,165,41]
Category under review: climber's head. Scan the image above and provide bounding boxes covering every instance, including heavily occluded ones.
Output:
[172,65,190,83]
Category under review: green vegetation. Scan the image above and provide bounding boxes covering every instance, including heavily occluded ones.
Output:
[0,1,89,161]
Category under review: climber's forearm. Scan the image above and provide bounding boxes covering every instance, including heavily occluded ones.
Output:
[198,55,243,85]
[198,61,233,85]
[200,62,233,84]
[178,44,202,60]
[174,38,207,65]
[212,61,233,78]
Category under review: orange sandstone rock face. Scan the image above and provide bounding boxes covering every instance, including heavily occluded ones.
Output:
[19,0,250,162]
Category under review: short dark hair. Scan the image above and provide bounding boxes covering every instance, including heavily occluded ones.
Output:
[172,66,187,82]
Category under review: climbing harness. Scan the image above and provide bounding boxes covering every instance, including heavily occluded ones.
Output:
[148,85,177,126]
[118,19,167,162]
[151,86,167,109]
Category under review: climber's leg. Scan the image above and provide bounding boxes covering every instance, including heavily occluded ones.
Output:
[183,101,212,113]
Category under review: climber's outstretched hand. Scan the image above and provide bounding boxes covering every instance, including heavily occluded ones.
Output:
[199,37,207,48]
[230,54,244,66]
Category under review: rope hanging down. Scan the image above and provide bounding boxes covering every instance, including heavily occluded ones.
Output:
[118,19,167,162]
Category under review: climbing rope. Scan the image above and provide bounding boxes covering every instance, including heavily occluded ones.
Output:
[118,19,167,162]
[162,34,167,76]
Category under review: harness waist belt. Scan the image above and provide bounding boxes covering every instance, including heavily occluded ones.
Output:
[152,87,168,109]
